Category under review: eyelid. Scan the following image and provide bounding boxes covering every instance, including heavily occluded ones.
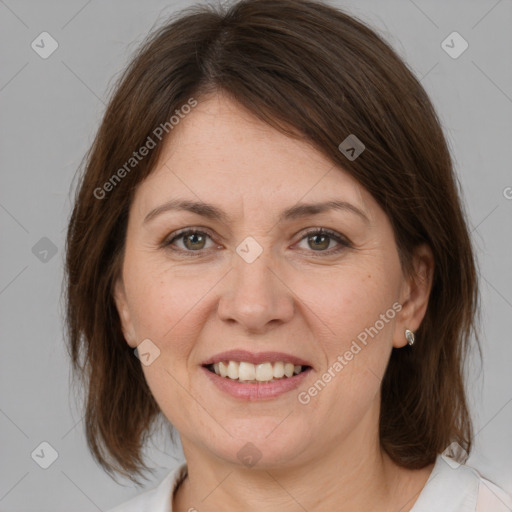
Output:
[296,227,352,255]
[161,226,219,251]
[162,226,352,256]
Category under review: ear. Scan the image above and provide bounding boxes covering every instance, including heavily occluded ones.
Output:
[113,278,138,348]
[393,243,434,348]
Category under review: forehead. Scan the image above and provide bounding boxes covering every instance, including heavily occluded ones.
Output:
[132,93,374,222]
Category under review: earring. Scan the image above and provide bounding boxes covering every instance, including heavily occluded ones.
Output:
[405,329,415,346]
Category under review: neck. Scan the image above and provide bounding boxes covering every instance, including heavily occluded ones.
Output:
[173,405,434,512]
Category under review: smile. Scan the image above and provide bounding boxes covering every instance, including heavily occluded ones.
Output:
[205,361,311,383]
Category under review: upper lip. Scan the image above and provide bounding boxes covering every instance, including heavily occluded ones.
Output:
[202,350,313,368]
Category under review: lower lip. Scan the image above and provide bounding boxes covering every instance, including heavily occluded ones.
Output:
[201,366,312,401]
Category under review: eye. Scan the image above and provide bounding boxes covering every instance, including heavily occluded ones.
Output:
[162,227,351,257]
[295,228,351,256]
[163,229,217,255]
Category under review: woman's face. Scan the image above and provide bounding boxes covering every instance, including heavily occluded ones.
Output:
[114,92,432,469]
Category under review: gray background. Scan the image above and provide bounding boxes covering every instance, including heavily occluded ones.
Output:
[1,0,511,510]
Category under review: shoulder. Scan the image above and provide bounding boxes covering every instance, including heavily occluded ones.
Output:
[104,463,188,512]
[412,453,512,511]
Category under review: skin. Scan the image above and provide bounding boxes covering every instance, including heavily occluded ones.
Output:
[114,92,435,512]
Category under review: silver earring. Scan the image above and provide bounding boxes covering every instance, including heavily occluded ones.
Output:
[405,329,415,346]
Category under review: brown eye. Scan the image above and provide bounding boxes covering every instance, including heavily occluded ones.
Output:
[307,232,330,251]
[181,231,208,250]
[163,227,351,258]
[297,228,351,255]
[164,229,215,254]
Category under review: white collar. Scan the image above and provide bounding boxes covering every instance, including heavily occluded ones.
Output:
[410,454,480,511]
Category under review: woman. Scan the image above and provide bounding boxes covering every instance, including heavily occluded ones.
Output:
[64,0,511,510]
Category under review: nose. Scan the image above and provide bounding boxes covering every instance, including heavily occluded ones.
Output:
[216,244,295,333]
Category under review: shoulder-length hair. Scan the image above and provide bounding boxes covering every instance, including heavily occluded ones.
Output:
[64,0,480,485]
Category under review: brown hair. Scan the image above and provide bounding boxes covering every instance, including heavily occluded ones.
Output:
[64,0,480,485]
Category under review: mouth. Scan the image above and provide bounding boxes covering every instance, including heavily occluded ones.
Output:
[203,361,313,384]
[201,358,313,401]
[201,349,313,384]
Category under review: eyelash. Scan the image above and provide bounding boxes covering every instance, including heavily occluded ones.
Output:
[162,227,351,258]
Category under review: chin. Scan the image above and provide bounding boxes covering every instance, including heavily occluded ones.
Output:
[207,421,312,469]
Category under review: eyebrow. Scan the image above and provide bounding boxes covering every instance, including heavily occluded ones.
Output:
[143,198,370,225]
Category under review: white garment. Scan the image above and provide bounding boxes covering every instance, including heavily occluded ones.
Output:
[105,453,511,511]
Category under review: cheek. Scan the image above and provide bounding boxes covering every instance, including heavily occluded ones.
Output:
[302,262,399,391]
[297,269,396,432]
[123,253,196,335]
[304,263,396,339]
[123,255,222,375]
[126,262,209,422]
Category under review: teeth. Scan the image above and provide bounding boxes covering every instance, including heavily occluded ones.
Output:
[256,362,273,381]
[210,361,306,382]
[219,361,228,377]
[227,361,238,380]
[239,362,256,381]
[273,361,285,378]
